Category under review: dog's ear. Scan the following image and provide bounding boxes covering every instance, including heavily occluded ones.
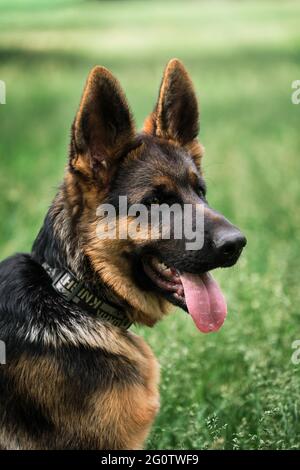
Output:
[70,66,135,182]
[144,59,199,145]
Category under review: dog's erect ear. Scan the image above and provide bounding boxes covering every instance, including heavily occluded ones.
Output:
[70,66,135,181]
[144,59,199,145]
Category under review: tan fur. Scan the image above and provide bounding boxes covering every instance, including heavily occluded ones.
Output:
[153,174,179,193]
[91,337,160,450]
[3,333,159,450]
[84,219,171,326]
[185,139,205,170]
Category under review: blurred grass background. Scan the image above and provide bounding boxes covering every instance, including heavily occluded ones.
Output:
[1,0,300,449]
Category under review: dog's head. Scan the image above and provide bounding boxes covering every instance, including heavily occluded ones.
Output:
[67,59,246,331]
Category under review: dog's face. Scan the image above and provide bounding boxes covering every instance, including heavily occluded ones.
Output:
[68,59,246,331]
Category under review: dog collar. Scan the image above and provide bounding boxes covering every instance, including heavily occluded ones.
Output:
[42,262,132,330]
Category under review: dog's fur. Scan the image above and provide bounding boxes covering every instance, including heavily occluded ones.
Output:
[0,59,245,449]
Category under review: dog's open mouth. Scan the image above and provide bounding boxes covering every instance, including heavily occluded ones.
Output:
[142,256,227,333]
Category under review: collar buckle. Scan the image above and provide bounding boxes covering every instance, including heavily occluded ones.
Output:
[52,270,83,302]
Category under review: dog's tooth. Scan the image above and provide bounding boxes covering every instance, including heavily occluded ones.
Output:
[155,260,168,271]
[164,268,172,276]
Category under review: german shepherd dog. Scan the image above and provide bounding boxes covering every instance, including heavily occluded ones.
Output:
[0,59,246,450]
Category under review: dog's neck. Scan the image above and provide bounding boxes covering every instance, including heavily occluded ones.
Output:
[31,187,127,312]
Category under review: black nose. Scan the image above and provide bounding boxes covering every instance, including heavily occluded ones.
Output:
[213,229,247,264]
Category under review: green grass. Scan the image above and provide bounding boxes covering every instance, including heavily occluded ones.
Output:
[1,0,300,450]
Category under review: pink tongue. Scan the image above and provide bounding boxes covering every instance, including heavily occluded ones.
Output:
[180,272,227,333]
